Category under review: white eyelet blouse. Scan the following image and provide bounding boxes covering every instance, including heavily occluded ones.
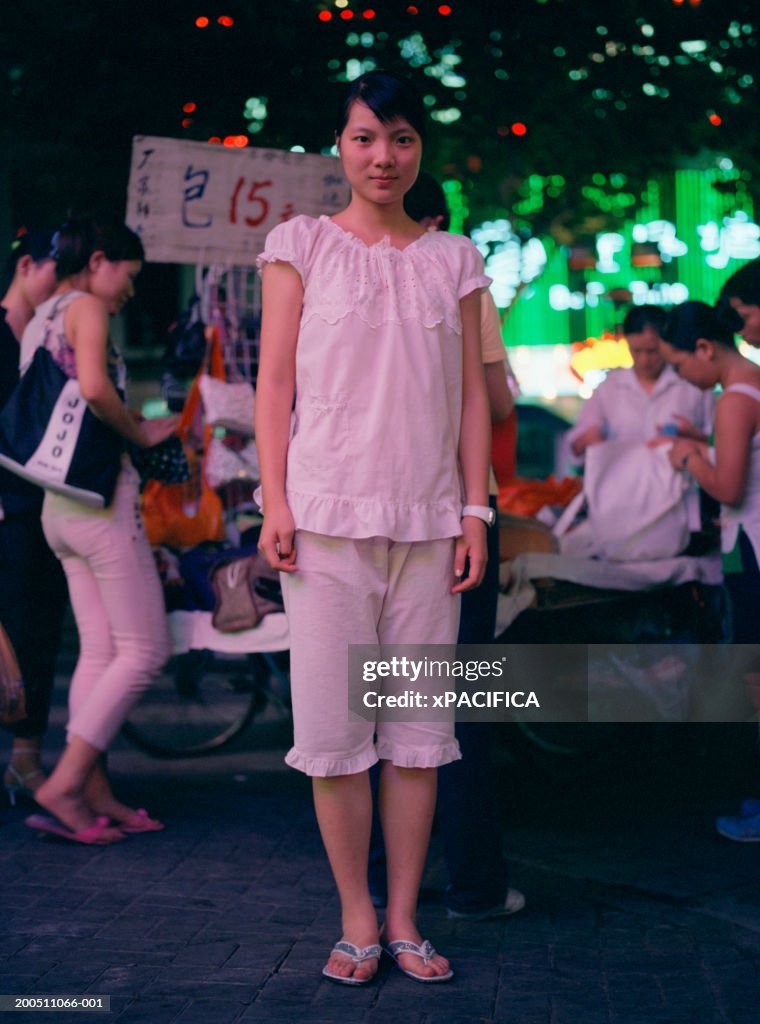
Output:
[257,215,489,541]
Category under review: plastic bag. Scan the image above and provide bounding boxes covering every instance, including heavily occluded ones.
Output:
[142,329,226,549]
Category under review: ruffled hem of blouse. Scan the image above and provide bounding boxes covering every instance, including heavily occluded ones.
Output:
[285,745,378,777]
[287,488,462,542]
[375,738,461,769]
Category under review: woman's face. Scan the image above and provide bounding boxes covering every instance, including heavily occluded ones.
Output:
[336,100,422,207]
[659,339,719,390]
[89,256,142,315]
[729,297,760,347]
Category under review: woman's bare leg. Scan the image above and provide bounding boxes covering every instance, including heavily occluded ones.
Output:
[312,771,380,982]
[380,762,450,979]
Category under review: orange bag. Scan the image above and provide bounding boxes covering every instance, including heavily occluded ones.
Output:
[141,329,226,548]
[497,475,582,518]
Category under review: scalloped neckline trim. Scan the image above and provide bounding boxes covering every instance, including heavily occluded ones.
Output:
[319,215,431,254]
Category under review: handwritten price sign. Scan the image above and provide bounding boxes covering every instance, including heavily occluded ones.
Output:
[126,135,350,265]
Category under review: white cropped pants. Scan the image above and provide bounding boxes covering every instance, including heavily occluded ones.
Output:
[282,530,462,777]
[42,462,170,751]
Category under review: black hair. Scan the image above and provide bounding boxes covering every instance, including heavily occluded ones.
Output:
[717,259,760,307]
[622,304,667,336]
[335,70,427,144]
[661,300,737,353]
[404,171,450,230]
[2,227,57,291]
[53,219,145,280]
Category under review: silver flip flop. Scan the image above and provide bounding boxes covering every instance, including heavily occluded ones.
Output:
[322,941,382,986]
[383,938,454,983]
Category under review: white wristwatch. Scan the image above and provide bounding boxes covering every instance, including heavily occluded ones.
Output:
[462,504,496,527]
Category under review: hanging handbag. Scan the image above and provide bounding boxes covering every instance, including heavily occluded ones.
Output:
[0,339,123,510]
[141,329,226,548]
[205,436,260,489]
[210,552,284,633]
[0,623,26,726]
[199,374,255,437]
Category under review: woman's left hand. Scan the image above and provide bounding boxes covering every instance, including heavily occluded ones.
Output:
[667,437,702,470]
[451,517,487,593]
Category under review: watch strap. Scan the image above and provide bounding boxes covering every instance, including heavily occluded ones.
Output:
[462,504,496,527]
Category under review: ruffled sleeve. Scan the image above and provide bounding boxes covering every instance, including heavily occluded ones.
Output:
[450,235,491,299]
[255,215,315,281]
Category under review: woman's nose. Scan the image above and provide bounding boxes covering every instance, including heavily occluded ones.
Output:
[373,143,394,166]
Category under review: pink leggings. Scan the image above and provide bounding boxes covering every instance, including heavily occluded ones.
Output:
[42,463,170,751]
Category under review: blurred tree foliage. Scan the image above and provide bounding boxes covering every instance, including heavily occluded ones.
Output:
[2,0,758,242]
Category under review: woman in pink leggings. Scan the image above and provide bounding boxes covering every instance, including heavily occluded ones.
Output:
[22,221,176,845]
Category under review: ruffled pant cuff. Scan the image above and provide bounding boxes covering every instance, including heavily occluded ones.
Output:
[285,745,379,778]
[375,739,461,769]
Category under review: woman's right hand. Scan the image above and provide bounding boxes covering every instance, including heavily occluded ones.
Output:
[139,415,180,447]
[258,503,298,573]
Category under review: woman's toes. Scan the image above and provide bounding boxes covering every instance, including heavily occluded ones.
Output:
[353,960,377,981]
[431,954,450,976]
[329,954,355,978]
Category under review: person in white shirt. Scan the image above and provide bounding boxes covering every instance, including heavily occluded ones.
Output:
[566,305,715,463]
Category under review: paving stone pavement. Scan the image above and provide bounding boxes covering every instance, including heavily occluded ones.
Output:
[2,682,759,1024]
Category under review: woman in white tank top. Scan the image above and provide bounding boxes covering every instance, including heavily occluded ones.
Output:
[660,299,760,842]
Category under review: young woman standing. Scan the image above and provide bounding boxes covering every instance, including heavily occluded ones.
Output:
[255,71,491,984]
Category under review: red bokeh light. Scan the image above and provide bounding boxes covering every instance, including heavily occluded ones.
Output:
[218,15,234,27]
[438,4,452,14]
[318,10,332,20]
[195,16,209,28]
[708,113,722,126]
[181,118,192,128]
[363,9,376,18]
[511,122,527,136]
[208,137,222,144]
[340,8,354,18]
[407,5,419,13]
[183,102,197,113]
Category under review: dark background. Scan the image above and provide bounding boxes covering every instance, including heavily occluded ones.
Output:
[2,0,758,239]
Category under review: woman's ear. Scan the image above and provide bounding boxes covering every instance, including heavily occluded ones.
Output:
[88,250,106,273]
[335,131,341,153]
[695,338,715,361]
[16,254,34,277]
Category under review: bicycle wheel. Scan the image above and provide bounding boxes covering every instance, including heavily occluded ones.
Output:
[121,650,275,757]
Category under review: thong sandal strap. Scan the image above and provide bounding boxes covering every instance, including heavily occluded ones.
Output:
[332,941,382,964]
[386,939,437,965]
